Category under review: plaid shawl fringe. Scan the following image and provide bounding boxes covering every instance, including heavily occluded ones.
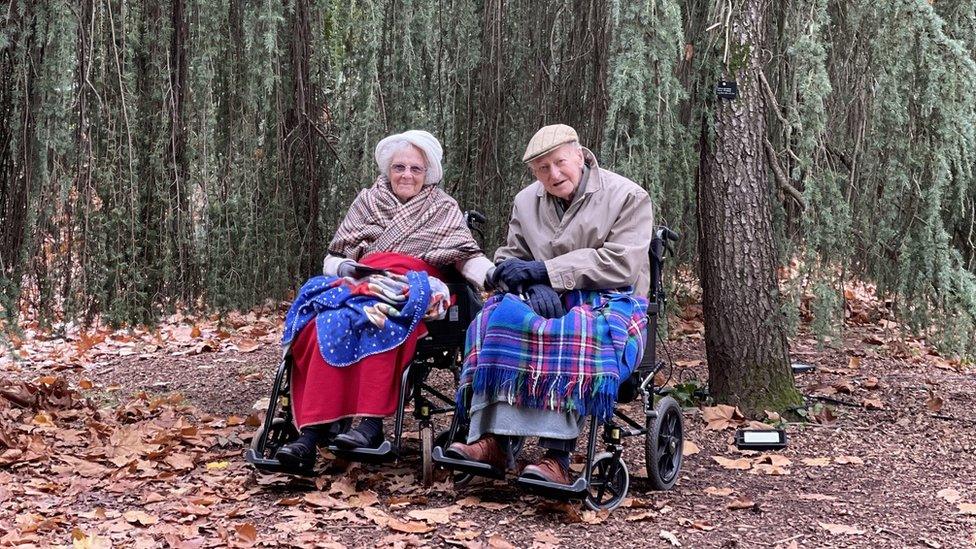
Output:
[457,290,648,423]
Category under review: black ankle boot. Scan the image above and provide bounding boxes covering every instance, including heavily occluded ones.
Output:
[333,418,384,449]
[275,425,329,470]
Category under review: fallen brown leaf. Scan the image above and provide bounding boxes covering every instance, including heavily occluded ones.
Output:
[531,530,561,547]
[122,510,158,526]
[798,493,837,501]
[701,404,745,430]
[235,522,258,544]
[819,522,865,535]
[626,510,657,521]
[727,498,757,511]
[388,519,435,534]
[407,506,458,524]
[751,463,790,476]
[959,503,976,515]
[682,440,700,456]
[713,456,752,470]
[937,488,961,503]
[862,397,884,410]
[659,530,681,546]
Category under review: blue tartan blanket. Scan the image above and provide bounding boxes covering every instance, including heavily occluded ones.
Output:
[456,290,649,422]
[280,271,432,366]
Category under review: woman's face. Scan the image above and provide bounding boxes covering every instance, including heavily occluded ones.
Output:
[389,145,427,201]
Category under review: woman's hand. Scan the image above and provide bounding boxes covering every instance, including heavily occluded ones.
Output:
[338,261,387,279]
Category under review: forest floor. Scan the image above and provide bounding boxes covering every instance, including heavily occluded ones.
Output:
[1,291,975,548]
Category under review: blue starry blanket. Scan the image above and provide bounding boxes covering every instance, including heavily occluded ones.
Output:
[281,271,444,366]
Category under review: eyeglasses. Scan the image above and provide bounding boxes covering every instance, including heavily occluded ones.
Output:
[391,163,426,176]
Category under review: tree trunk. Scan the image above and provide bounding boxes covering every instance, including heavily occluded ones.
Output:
[282,0,324,279]
[697,0,801,415]
[0,4,32,283]
[168,0,196,300]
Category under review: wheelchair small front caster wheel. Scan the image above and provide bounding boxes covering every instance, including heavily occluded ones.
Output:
[251,417,298,458]
[646,395,683,490]
[584,452,629,511]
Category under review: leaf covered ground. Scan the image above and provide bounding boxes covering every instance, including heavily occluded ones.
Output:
[2,291,975,548]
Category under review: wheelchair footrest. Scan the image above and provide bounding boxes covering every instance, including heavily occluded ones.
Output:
[515,475,589,499]
[244,449,317,477]
[431,446,506,479]
[327,440,396,464]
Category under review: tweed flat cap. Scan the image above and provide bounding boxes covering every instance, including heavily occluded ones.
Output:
[522,124,579,163]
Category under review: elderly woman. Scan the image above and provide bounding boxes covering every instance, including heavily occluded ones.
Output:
[275,130,494,470]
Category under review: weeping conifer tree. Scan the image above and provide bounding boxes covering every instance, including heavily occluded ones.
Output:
[2,0,976,367]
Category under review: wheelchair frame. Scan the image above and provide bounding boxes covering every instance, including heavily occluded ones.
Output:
[432,226,683,510]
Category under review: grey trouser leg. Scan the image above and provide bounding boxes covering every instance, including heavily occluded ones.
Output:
[538,413,587,452]
[538,436,577,453]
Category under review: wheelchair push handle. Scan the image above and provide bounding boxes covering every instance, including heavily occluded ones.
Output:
[658,226,680,243]
[464,210,486,228]
[464,210,487,242]
[652,226,680,261]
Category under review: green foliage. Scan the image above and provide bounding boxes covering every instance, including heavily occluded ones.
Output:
[602,0,694,236]
[1,0,975,358]
[667,378,707,408]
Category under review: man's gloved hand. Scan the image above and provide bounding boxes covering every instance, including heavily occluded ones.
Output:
[525,284,565,319]
[493,258,549,291]
[337,261,387,279]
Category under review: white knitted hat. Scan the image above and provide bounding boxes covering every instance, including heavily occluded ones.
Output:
[374,130,444,184]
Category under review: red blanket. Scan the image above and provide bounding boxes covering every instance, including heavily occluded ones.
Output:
[289,253,443,429]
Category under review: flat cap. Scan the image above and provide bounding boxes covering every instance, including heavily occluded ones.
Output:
[522,124,579,163]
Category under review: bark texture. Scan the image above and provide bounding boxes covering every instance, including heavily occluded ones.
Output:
[697,0,802,415]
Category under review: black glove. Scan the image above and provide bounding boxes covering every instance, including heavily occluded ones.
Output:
[525,284,565,319]
[337,261,387,279]
[493,258,549,291]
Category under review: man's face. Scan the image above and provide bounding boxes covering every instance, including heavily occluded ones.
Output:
[528,143,585,200]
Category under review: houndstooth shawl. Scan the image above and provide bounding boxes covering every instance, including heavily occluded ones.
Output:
[328,177,483,267]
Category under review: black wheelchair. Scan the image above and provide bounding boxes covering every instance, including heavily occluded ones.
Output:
[245,213,486,485]
[432,226,684,510]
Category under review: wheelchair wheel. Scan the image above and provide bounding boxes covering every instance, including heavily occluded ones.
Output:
[645,396,683,490]
[434,429,474,487]
[585,452,629,511]
[251,417,299,459]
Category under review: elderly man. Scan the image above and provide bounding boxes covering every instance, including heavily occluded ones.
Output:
[447,124,653,485]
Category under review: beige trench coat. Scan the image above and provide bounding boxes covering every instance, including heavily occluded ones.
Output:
[494,148,654,296]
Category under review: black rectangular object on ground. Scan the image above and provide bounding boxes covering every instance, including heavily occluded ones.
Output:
[735,428,788,450]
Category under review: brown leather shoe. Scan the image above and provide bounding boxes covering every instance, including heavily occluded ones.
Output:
[445,436,507,471]
[520,456,573,485]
